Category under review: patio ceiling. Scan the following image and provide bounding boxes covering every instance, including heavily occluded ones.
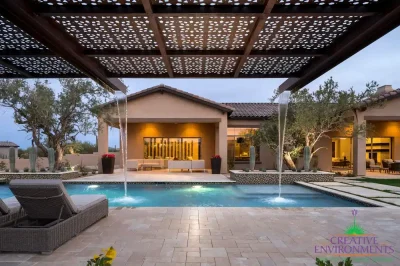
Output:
[0,0,399,92]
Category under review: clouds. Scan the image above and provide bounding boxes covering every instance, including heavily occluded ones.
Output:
[1,27,399,149]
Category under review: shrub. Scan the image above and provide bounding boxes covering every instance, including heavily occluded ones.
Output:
[292,169,296,172]
[23,167,29,172]
[92,170,97,174]
[297,169,301,172]
[242,168,250,172]
[316,257,353,266]
[0,161,6,171]
[40,168,47,172]
[13,168,19,173]
[345,171,356,177]
[312,168,318,172]
[82,172,88,176]
[60,167,66,172]
[259,168,266,172]
[5,168,9,172]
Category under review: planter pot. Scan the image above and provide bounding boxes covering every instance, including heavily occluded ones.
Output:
[102,157,115,174]
[211,158,221,174]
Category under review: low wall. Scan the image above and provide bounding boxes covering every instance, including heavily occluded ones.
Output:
[229,170,335,184]
[0,171,80,181]
[0,152,121,170]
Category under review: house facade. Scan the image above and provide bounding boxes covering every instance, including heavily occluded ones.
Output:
[98,84,400,175]
[0,141,19,159]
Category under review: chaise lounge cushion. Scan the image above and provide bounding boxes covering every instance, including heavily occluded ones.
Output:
[2,197,20,214]
[9,179,79,219]
[0,199,10,215]
[70,195,107,211]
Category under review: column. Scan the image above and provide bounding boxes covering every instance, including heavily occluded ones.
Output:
[353,112,366,176]
[97,117,109,173]
[218,116,228,174]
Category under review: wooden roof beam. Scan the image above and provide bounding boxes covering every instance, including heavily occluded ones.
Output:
[0,0,126,93]
[233,0,276,78]
[141,0,174,78]
[278,0,400,93]
[35,4,379,17]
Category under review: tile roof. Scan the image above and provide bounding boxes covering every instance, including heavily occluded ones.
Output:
[362,88,400,106]
[0,141,19,148]
[223,103,277,120]
[101,84,234,113]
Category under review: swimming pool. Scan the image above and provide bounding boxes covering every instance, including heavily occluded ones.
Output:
[0,184,363,207]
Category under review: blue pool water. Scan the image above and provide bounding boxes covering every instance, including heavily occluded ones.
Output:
[0,184,363,207]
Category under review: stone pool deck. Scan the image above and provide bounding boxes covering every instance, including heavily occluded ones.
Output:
[299,177,400,207]
[3,207,400,266]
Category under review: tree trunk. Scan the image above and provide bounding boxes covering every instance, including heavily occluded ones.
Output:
[55,144,64,170]
[283,152,297,171]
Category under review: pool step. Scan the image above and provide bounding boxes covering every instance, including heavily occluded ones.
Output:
[0,178,7,184]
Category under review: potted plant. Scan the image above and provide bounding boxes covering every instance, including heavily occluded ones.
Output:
[102,154,115,174]
[211,155,221,174]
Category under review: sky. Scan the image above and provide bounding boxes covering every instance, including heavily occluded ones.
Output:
[1,26,400,149]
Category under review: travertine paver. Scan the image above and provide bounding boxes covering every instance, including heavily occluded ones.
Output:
[341,182,400,192]
[2,207,400,265]
[319,186,400,198]
[311,182,354,186]
[374,198,400,205]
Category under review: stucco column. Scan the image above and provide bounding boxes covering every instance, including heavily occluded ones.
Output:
[353,113,366,176]
[97,117,109,173]
[218,116,228,174]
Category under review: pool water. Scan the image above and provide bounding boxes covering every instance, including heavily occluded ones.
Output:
[0,184,363,208]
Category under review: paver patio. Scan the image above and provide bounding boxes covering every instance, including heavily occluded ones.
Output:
[2,207,400,266]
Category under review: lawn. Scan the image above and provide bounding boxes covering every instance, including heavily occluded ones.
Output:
[355,178,400,187]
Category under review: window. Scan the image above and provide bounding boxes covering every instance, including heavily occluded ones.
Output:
[227,128,260,163]
[143,137,201,160]
[366,137,392,163]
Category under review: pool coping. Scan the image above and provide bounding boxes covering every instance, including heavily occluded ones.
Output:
[295,181,396,208]
[62,181,236,185]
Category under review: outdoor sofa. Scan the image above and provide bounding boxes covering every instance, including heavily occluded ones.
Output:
[0,179,108,254]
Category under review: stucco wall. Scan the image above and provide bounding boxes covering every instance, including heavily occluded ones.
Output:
[0,147,18,159]
[127,123,215,169]
[119,91,226,121]
[0,152,121,170]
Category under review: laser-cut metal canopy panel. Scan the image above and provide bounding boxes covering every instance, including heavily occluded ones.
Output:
[0,0,399,91]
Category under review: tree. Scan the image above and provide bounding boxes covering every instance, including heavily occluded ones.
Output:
[0,79,111,168]
[260,77,382,171]
[290,78,381,169]
[254,110,303,170]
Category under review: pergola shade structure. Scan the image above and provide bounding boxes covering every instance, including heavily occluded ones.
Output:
[0,0,399,91]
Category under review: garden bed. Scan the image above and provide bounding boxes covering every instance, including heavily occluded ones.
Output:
[0,171,80,182]
[229,170,335,184]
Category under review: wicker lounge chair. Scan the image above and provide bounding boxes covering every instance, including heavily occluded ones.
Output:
[0,197,24,225]
[367,159,380,172]
[0,179,108,254]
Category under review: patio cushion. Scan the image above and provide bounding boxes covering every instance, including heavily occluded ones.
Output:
[70,195,106,212]
[0,199,10,215]
[2,197,20,214]
[9,179,79,219]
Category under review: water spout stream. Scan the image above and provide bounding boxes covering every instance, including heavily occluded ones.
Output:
[277,91,290,198]
[115,92,128,197]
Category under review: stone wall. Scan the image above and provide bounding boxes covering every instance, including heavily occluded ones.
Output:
[229,170,335,184]
[0,171,80,182]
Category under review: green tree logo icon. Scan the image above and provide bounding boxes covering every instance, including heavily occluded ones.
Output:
[345,209,365,235]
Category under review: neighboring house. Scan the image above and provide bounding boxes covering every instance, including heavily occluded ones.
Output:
[98,84,400,175]
[0,141,19,159]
